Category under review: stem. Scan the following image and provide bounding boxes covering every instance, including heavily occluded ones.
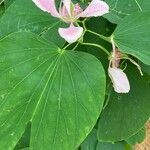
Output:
[110,37,116,68]
[111,38,116,56]
[82,19,87,30]
[72,42,79,51]
[121,56,143,76]
[81,42,110,55]
[63,43,71,50]
[86,30,111,43]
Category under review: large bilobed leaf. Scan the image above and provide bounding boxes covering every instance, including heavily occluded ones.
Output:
[114,12,150,66]
[98,64,150,142]
[0,0,64,46]
[0,32,106,150]
[104,0,150,23]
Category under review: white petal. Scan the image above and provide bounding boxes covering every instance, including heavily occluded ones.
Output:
[32,0,60,17]
[77,0,109,18]
[108,68,130,93]
[58,24,83,43]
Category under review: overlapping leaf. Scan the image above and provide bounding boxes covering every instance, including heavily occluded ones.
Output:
[96,141,125,150]
[0,32,106,150]
[114,12,150,65]
[0,0,64,46]
[104,0,150,23]
[98,64,150,141]
[126,127,146,145]
[81,129,97,150]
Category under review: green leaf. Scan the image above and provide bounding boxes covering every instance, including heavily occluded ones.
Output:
[0,0,64,46]
[0,0,3,5]
[104,0,150,23]
[114,12,150,65]
[140,63,150,75]
[98,64,150,142]
[0,32,106,150]
[125,127,146,145]
[20,148,29,150]
[0,0,4,17]
[96,141,125,150]
[4,0,15,8]
[81,129,98,150]
[41,21,66,47]
[80,17,113,67]
[14,123,31,150]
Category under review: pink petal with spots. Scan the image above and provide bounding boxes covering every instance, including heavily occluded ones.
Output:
[77,0,109,18]
[32,0,60,17]
[108,68,130,93]
[58,24,83,43]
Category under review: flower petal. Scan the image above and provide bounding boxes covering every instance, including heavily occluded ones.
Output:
[108,68,130,93]
[77,0,109,18]
[32,0,60,17]
[58,24,83,43]
[63,0,71,16]
[60,5,69,17]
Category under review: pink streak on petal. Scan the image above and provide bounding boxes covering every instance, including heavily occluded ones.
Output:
[77,0,109,18]
[108,68,130,93]
[60,5,69,17]
[32,0,60,17]
[63,0,71,16]
[58,24,83,43]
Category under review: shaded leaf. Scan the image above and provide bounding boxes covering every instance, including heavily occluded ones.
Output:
[81,128,98,150]
[0,0,64,46]
[14,122,31,150]
[98,64,150,141]
[126,127,146,145]
[114,12,150,65]
[104,0,150,23]
[96,141,125,150]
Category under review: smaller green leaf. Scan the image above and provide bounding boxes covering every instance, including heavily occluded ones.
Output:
[0,0,3,5]
[114,12,150,65]
[41,21,66,47]
[4,0,15,7]
[14,123,31,150]
[96,141,125,150]
[0,0,64,47]
[20,148,29,150]
[98,64,150,142]
[81,128,98,150]
[104,0,150,23]
[140,62,150,75]
[125,127,146,145]
[0,1,4,17]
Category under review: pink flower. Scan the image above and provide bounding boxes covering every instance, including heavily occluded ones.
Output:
[32,0,109,43]
[108,68,130,93]
[108,41,130,93]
